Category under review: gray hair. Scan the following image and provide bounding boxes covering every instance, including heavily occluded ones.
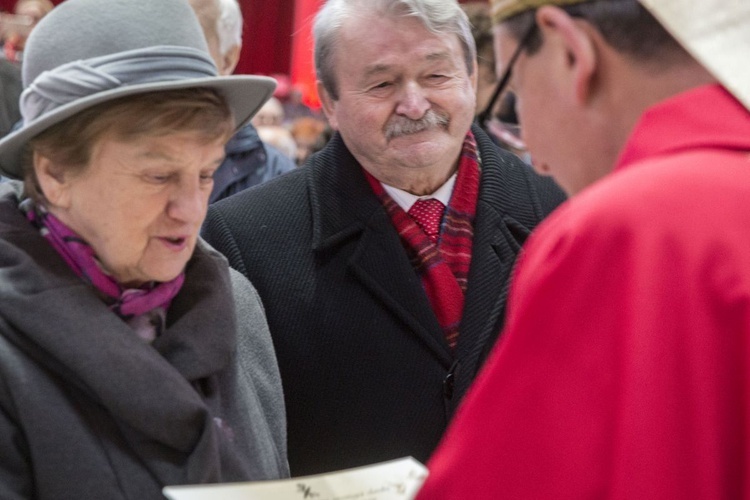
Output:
[313,0,476,100]
[216,0,243,56]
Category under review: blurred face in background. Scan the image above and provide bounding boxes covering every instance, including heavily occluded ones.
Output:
[252,97,285,127]
[15,0,54,25]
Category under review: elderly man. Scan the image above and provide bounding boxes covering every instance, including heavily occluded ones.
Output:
[202,0,565,475]
[418,0,750,498]
[189,0,295,203]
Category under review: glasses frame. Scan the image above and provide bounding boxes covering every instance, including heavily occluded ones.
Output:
[477,23,538,127]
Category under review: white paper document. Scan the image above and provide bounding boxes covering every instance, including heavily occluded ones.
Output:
[163,457,428,500]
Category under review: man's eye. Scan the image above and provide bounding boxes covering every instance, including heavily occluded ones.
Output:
[148,174,171,183]
[371,81,392,91]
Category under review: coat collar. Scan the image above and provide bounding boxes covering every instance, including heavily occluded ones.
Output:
[304,125,537,369]
[307,132,390,253]
[224,122,262,155]
[306,125,526,253]
[0,185,244,481]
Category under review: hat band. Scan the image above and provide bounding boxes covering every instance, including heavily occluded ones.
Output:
[20,45,218,124]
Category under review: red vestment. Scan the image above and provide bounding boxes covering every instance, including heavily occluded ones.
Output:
[418,85,750,499]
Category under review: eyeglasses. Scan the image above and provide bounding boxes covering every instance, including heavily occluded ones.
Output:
[477,24,537,152]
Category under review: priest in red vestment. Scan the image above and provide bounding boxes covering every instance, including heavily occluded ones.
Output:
[418,0,750,498]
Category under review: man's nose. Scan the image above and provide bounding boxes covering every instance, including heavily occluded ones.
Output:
[395,82,430,120]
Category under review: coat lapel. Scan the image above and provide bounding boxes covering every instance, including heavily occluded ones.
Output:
[307,134,453,365]
[350,213,453,363]
[453,127,538,394]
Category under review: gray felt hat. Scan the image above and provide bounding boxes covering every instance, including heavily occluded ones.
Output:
[0,0,276,179]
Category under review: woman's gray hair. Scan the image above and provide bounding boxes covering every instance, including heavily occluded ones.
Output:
[314,0,476,100]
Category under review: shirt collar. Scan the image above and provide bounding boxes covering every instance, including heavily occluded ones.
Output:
[381,173,457,212]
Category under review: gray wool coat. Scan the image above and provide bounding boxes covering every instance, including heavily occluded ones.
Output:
[0,182,288,499]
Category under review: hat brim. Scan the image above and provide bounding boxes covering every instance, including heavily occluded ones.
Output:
[0,74,276,179]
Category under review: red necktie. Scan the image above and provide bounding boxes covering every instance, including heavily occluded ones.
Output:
[408,198,445,243]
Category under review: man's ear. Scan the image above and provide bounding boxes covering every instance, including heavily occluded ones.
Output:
[469,58,479,94]
[317,81,339,130]
[220,44,241,76]
[536,6,597,105]
[34,152,72,209]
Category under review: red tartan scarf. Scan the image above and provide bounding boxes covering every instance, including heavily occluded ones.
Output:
[364,132,481,350]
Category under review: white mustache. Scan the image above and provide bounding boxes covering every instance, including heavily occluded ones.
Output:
[385,110,449,140]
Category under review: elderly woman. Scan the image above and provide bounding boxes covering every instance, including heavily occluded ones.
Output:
[0,0,288,498]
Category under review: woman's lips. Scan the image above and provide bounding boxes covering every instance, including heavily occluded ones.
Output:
[158,236,189,251]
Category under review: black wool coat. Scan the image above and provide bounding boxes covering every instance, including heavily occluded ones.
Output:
[202,124,566,476]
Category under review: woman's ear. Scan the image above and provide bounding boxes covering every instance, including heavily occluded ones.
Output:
[33,152,72,209]
[536,6,597,105]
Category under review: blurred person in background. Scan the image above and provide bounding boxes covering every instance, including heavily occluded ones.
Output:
[281,84,319,124]
[203,0,565,476]
[257,124,298,163]
[0,0,288,496]
[462,2,496,117]
[189,0,295,204]
[13,0,52,24]
[418,0,750,497]
[0,0,50,149]
[252,96,301,163]
[2,0,53,62]
[288,116,328,166]
[463,1,526,158]
[251,95,285,127]
[0,57,20,137]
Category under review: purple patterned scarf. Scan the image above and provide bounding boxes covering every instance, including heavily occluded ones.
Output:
[22,201,184,323]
